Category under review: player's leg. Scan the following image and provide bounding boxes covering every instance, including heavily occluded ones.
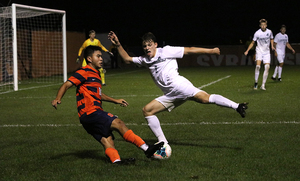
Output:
[192,91,247,118]
[277,54,285,81]
[100,136,121,163]
[261,54,271,90]
[272,65,278,80]
[99,68,106,85]
[278,62,284,81]
[111,118,164,158]
[254,59,262,90]
[143,99,169,144]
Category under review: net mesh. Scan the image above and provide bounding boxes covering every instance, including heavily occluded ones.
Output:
[0,5,64,93]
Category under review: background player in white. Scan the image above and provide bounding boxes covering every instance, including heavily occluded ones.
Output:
[108,31,248,145]
[271,25,295,81]
[244,19,275,90]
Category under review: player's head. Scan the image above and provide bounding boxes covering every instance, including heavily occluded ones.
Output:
[89,30,96,39]
[84,45,103,69]
[280,25,286,34]
[142,32,158,58]
[259,19,267,31]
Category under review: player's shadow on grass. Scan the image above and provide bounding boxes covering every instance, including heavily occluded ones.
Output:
[50,149,107,161]
[144,139,242,151]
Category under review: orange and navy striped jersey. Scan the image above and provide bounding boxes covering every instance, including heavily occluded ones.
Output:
[68,65,102,118]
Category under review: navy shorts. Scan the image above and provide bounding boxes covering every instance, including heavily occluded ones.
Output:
[80,110,117,142]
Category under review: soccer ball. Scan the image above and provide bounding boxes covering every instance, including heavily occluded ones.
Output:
[153,143,172,159]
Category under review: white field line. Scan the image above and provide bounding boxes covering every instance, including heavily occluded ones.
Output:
[198,75,231,89]
[1,121,299,128]
[0,70,144,95]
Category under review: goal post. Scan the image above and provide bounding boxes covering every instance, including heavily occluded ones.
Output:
[0,3,67,93]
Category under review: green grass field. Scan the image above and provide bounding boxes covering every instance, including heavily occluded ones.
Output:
[1,65,300,180]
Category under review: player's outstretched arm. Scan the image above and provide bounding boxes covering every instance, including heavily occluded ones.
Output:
[51,81,73,109]
[102,93,129,107]
[184,47,220,55]
[108,31,133,64]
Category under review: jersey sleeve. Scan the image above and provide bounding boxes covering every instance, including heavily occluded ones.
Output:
[270,30,274,39]
[68,69,87,86]
[162,46,184,59]
[78,40,88,56]
[253,32,258,41]
[132,57,144,67]
[274,34,279,43]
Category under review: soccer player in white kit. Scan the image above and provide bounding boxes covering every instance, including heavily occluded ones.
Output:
[108,31,248,144]
[244,19,275,90]
[271,25,295,81]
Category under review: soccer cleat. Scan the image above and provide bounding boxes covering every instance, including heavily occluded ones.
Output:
[145,141,164,158]
[278,78,281,82]
[271,77,276,81]
[236,103,248,118]
[253,83,258,90]
[114,158,136,165]
[260,85,266,91]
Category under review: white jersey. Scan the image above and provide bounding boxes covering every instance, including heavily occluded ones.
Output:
[253,28,273,54]
[132,46,185,95]
[274,33,288,55]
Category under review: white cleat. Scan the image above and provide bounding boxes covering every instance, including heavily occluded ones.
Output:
[260,85,266,91]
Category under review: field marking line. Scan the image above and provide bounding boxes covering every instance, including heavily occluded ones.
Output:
[198,75,231,89]
[1,121,299,128]
[0,69,144,95]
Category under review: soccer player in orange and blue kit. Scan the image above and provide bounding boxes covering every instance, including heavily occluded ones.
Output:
[52,45,163,164]
[77,30,112,85]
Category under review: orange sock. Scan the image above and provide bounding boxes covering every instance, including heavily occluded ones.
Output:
[123,130,145,147]
[105,148,121,163]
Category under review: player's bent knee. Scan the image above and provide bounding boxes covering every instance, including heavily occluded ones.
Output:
[193,91,210,104]
[111,118,128,131]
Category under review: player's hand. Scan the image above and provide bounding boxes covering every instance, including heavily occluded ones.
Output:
[108,31,120,46]
[116,99,129,107]
[244,51,248,56]
[51,99,61,110]
[212,47,220,55]
[274,51,277,57]
[76,56,80,64]
[292,49,295,54]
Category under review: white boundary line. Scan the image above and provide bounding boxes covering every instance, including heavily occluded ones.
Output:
[1,121,299,128]
[198,75,231,89]
[0,69,144,95]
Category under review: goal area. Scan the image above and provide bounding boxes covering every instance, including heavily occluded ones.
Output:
[0,3,67,93]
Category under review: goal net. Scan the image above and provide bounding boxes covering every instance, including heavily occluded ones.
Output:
[0,3,67,93]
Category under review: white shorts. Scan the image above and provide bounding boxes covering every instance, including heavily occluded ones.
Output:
[276,54,285,64]
[155,78,202,112]
[256,52,271,64]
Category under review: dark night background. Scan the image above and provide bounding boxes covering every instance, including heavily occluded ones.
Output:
[1,0,299,46]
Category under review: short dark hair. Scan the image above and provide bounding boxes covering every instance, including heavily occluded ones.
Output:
[84,45,102,62]
[142,32,157,43]
[89,30,96,35]
[259,19,267,24]
[281,24,286,29]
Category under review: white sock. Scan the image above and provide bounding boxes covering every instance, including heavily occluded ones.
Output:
[140,144,149,151]
[262,64,270,85]
[255,65,261,82]
[145,115,168,144]
[278,66,282,78]
[209,94,239,109]
[273,66,278,78]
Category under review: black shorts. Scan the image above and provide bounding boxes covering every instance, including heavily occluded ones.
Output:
[80,110,117,142]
